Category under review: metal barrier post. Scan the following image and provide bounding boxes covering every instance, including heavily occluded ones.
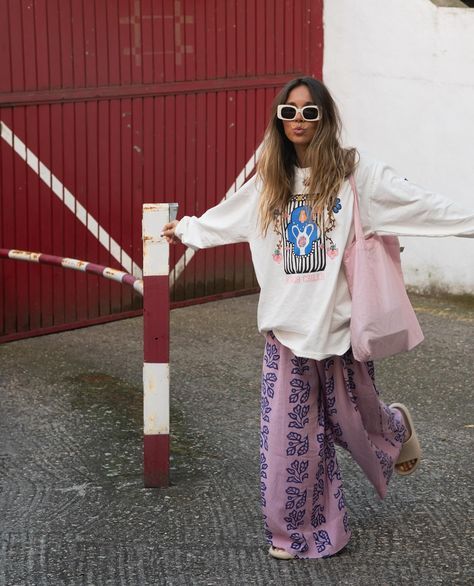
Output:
[142,203,177,487]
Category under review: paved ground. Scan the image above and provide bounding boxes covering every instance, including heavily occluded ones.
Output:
[0,293,473,586]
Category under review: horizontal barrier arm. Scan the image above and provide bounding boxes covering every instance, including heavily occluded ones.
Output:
[0,248,143,295]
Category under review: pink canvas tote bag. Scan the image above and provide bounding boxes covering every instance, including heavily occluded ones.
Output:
[343,174,424,362]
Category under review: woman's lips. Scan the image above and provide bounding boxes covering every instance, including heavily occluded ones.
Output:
[292,127,306,136]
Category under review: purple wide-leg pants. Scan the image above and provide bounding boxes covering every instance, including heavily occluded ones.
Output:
[260,332,406,559]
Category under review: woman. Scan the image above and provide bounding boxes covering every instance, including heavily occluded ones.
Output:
[162,77,473,560]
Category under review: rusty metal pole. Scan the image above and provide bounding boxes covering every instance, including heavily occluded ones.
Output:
[142,203,177,487]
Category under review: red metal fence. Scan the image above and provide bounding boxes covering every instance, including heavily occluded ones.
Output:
[0,0,323,342]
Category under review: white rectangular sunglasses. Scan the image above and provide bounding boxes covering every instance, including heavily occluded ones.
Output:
[277,104,321,122]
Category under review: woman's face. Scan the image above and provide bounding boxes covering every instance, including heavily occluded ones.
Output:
[281,84,319,149]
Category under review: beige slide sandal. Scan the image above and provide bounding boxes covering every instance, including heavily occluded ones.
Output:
[390,402,422,476]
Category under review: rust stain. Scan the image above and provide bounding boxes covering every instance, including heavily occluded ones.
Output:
[145,417,169,435]
[143,236,163,241]
[103,268,123,278]
[63,258,86,268]
[146,378,155,393]
[12,250,41,262]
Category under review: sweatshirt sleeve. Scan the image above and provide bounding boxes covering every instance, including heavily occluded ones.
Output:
[174,175,258,250]
[367,161,474,238]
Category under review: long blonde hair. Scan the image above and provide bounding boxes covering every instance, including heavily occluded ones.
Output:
[257,77,358,235]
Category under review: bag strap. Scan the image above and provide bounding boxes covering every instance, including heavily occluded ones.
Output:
[348,174,364,241]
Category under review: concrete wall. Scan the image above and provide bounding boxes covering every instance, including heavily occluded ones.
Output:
[323,0,474,294]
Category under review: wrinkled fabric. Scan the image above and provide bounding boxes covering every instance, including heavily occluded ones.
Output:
[260,332,406,559]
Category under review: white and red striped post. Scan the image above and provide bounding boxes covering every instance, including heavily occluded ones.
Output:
[142,203,177,487]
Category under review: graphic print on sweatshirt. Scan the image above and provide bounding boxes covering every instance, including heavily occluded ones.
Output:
[272,195,342,275]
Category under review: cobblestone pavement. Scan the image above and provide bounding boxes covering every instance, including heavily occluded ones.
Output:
[0,293,472,586]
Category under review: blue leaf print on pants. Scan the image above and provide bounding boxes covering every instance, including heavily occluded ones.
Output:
[289,378,311,404]
[286,459,309,484]
[264,342,280,370]
[288,403,310,429]
[313,530,332,553]
[286,432,309,456]
[262,372,277,399]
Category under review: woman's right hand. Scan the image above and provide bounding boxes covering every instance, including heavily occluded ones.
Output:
[161,220,181,244]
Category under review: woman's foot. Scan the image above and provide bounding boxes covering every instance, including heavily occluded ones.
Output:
[390,403,421,476]
[268,546,294,560]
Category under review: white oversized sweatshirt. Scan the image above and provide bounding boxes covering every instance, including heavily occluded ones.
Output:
[175,153,474,360]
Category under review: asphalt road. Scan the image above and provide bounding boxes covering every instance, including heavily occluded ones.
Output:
[0,293,472,586]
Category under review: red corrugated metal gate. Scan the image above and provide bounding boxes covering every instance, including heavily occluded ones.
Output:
[0,0,323,342]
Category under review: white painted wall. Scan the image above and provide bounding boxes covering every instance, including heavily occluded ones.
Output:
[323,0,474,294]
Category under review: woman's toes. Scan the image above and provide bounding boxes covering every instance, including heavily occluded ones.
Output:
[396,458,417,473]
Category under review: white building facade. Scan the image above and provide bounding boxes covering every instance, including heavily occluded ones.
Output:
[324,0,474,294]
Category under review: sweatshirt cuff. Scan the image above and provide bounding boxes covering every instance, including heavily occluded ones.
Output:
[175,216,200,251]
